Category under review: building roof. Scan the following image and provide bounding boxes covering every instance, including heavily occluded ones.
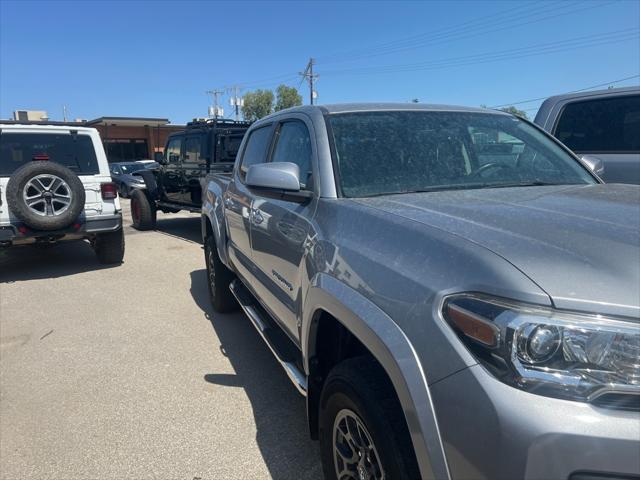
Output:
[85,117,170,127]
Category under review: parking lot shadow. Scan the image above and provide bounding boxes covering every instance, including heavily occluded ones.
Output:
[0,241,117,283]
[189,269,323,480]
[152,216,202,244]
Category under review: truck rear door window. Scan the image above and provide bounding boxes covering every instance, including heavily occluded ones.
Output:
[554,95,640,153]
[0,132,99,176]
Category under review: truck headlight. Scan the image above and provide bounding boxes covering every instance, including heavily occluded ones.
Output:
[442,294,639,409]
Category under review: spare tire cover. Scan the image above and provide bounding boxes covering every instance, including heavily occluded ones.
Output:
[6,161,86,231]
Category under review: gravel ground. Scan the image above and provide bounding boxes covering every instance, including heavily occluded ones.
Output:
[0,200,323,480]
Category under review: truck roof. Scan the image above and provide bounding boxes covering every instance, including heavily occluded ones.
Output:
[256,103,508,123]
[534,86,639,128]
[319,103,505,114]
[537,86,639,106]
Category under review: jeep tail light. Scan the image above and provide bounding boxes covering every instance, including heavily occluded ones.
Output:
[101,182,118,200]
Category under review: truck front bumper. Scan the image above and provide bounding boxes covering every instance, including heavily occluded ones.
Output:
[430,364,640,480]
[0,214,123,246]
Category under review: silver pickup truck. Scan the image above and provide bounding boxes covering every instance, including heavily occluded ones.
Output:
[201,104,640,480]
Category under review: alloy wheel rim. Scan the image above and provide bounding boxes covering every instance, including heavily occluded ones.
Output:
[23,174,72,217]
[333,409,384,480]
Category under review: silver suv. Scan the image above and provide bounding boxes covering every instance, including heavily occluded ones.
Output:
[0,124,124,264]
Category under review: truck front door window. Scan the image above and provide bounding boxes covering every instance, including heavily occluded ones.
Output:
[271,121,313,190]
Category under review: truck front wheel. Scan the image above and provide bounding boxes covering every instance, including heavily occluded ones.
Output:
[204,235,238,313]
[130,190,156,231]
[319,357,420,480]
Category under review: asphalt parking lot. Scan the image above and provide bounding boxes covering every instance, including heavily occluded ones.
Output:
[0,201,323,480]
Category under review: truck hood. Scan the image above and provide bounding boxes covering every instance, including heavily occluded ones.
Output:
[356,184,640,317]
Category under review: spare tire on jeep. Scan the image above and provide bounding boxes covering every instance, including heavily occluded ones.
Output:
[6,161,86,231]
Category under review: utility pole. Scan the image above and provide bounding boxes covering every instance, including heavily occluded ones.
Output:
[299,58,318,105]
[63,105,68,122]
[206,88,225,119]
[227,85,243,121]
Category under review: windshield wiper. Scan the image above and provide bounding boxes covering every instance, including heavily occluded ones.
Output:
[483,181,582,189]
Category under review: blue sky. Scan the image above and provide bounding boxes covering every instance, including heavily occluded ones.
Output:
[1,0,638,124]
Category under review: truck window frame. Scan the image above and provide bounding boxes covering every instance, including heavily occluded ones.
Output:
[270,119,315,192]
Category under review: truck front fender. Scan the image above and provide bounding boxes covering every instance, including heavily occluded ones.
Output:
[302,273,451,480]
[201,188,232,269]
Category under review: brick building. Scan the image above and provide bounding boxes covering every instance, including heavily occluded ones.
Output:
[85,117,184,163]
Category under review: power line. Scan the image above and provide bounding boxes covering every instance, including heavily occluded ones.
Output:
[490,74,640,108]
[316,0,616,65]
[316,1,543,63]
[318,29,639,76]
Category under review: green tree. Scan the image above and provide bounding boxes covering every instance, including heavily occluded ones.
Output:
[499,105,529,119]
[275,85,303,111]
[242,89,274,122]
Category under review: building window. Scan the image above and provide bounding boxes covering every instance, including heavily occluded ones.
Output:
[104,139,149,162]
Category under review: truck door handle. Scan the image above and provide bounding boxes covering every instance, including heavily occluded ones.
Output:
[252,210,264,225]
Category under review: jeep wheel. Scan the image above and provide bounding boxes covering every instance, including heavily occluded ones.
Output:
[130,189,156,230]
[204,235,238,312]
[6,161,85,231]
[319,357,420,480]
[94,229,125,264]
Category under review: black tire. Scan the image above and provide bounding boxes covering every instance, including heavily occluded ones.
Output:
[130,189,156,230]
[319,357,420,480]
[6,161,85,231]
[204,235,238,312]
[94,229,125,264]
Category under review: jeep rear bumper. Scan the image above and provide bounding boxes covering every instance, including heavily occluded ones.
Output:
[0,214,122,246]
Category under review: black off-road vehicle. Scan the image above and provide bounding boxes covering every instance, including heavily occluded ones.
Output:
[129,118,250,230]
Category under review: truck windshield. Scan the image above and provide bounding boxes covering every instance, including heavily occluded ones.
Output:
[0,132,99,176]
[328,111,596,198]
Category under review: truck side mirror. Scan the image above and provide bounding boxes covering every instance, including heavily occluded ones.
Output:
[154,151,166,165]
[580,155,605,178]
[246,162,301,191]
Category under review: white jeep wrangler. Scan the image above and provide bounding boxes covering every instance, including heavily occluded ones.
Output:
[0,124,124,264]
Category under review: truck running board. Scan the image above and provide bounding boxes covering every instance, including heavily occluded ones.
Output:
[156,201,201,213]
[229,280,308,396]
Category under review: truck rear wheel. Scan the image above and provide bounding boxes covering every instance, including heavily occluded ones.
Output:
[319,357,420,480]
[94,229,125,264]
[204,235,238,313]
[130,190,156,231]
